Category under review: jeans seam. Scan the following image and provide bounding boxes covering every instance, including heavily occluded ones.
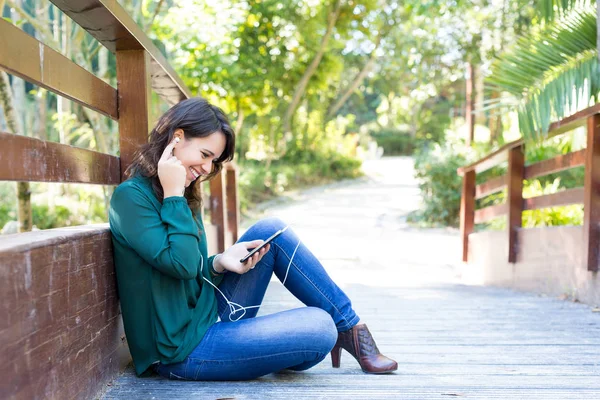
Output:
[219,273,242,321]
[273,242,355,330]
[193,361,206,380]
[199,350,325,364]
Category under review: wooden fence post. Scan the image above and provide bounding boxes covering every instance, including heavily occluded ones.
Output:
[583,114,600,272]
[210,170,227,253]
[507,144,524,263]
[460,170,475,262]
[116,50,152,181]
[225,163,239,245]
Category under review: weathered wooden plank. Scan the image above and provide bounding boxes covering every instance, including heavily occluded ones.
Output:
[524,149,586,180]
[507,145,525,263]
[225,163,240,244]
[583,114,600,272]
[476,175,507,199]
[48,0,190,105]
[522,188,584,210]
[210,169,227,253]
[458,104,600,177]
[116,49,152,181]
[0,132,120,184]
[460,170,475,261]
[474,203,508,224]
[0,19,118,119]
[0,226,130,400]
[458,140,517,176]
[548,103,600,138]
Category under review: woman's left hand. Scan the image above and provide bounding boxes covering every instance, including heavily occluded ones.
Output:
[215,240,271,274]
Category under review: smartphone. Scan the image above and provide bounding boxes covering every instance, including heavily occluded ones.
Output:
[240,226,289,263]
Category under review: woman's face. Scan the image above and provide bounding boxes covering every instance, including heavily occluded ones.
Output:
[172,129,227,187]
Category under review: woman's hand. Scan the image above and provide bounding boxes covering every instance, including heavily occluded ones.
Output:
[215,240,271,274]
[158,138,186,198]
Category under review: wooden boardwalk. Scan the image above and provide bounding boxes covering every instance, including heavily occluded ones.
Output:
[102,157,600,399]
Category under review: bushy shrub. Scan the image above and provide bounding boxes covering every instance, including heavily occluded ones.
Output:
[237,151,362,214]
[370,129,419,156]
[32,204,83,229]
[409,142,469,227]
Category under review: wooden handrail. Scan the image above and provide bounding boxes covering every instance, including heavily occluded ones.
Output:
[457,139,521,176]
[0,132,120,185]
[49,0,191,106]
[459,104,600,271]
[458,103,600,177]
[0,19,118,119]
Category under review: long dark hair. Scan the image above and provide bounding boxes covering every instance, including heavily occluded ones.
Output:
[125,97,235,214]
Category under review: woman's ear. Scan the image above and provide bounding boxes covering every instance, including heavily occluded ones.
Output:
[173,128,184,143]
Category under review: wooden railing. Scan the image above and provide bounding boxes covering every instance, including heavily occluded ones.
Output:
[458,104,600,271]
[0,0,239,242]
[0,1,238,399]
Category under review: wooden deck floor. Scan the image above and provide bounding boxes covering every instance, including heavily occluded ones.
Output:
[102,158,600,399]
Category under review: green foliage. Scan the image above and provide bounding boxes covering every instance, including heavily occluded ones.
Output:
[410,142,470,227]
[237,152,362,213]
[370,129,418,156]
[539,0,595,22]
[486,7,599,140]
[32,204,73,230]
[522,179,584,227]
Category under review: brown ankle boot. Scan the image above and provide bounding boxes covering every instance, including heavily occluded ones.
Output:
[331,323,397,374]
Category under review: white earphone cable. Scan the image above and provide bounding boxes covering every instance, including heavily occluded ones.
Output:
[202,239,302,322]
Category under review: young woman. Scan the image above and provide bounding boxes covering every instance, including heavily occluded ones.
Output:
[108,97,397,381]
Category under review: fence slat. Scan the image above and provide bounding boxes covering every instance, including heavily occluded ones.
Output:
[225,164,239,245]
[507,145,525,263]
[475,175,507,199]
[583,114,600,272]
[116,50,152,181]
[524,149,586,180]
[210,171,227,253]
[0,19,117,119]
[0,132,120,184]
[522,188,584,210]
[460,170,475,262]
[474,203,508,224]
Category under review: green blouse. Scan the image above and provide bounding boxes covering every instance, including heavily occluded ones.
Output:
[108,174,224,376]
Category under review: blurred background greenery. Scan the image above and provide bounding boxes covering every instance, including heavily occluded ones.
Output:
[0,0,597,233]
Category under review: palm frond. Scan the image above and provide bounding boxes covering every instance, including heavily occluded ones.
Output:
[486,7,598,140]
[538,0,594,22]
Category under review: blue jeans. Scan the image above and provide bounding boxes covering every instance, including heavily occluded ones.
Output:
[154,217,361,381]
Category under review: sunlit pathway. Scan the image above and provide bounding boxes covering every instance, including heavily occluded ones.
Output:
[103,157,600,399]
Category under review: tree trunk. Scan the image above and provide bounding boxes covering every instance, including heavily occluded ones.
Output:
[0,71,32,232]
[234,101,245,161]
[328,58,376,119]
[327,31,383,119]
[282,0,341,138]
[147,0,165,30]
[465,62,475,146]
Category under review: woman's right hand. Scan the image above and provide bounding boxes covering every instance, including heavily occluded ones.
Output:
[158,138,186,198]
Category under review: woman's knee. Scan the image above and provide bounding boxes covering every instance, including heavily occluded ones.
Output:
[298,307,338,353]
[252,217,287,233]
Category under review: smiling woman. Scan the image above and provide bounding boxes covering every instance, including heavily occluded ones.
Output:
[108,96,397,381]
[124,97,236,213]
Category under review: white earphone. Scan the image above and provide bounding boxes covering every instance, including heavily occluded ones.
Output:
[202,239,302,322]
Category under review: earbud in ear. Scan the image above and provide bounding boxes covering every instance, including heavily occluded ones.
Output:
[174,137,180,143]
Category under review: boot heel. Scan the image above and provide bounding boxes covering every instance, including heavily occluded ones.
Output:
[331,344,342,368]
